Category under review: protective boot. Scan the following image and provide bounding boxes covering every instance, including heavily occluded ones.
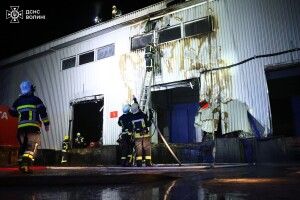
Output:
[136,160,142,167]
[20,157,33,174]
[120,159,126,167]
[126,155,133,167]
[19,165,30,174]
[145,159,152,167]
[18,157,22,171]
[125,160,132,167]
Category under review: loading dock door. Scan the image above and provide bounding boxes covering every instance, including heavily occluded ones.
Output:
[266,64,300,136]
[72,99,103,146]
[170,103,198,143]
[152,79,199,143]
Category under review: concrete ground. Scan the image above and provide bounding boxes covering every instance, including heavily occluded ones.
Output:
[0,163,299,199]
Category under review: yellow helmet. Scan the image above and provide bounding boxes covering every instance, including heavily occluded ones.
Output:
[64,135,69,140]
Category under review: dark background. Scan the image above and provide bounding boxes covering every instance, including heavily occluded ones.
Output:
[0,0,161,60]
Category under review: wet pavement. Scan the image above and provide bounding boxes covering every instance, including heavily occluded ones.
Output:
[0,164,300,199]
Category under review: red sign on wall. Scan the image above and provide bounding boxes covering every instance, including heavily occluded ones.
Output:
[110,111,118,118]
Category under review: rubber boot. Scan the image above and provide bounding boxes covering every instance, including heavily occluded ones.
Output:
[18,157,22,171]
[136,160,142,167]
[125,159,132,167]
[121,159,126,167]
[19,157,33,174]
[145,159,152,167]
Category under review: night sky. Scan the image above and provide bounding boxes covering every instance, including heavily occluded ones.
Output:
[0,0,161,60]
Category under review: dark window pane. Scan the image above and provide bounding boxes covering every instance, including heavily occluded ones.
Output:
[185,16,213,37]
[62,57,76,70]
[158,26,181,44]
[131,34,153,50]
[97,44,115,60]
[79,51,94,65]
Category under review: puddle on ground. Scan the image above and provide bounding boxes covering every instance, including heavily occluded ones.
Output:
[1,168,299,200]
[0,183,247,200]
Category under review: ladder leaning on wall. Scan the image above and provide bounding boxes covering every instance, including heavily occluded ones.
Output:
[138,43,182,166]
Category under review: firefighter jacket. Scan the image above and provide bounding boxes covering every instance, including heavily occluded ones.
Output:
[131,111,152,138]
[9,93,49,130]
[74,136,85,148]
[118,113,133,132]
[62,139,70,152]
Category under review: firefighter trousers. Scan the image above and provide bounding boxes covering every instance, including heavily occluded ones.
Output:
[17,129,41,167]
[119,134,134,166]
[134,136,151,166]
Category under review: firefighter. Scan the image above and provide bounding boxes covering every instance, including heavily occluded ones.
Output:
[117,104,134,166]
[9,80,50,173]
[112,5,122,18]
[74,132,86,148]
[61,135,70,164]
[131,103,153,167]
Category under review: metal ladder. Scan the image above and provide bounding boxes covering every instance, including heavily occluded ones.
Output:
[139,68,153,112]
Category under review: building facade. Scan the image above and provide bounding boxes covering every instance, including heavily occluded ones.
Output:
[0,0,299,149]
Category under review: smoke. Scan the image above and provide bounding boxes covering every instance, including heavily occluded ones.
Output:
[94,1,103,17]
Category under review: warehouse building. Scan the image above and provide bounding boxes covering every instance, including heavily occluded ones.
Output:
[0,0,299,158]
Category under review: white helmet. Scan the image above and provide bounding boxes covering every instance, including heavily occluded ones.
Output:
[131,103,139,114]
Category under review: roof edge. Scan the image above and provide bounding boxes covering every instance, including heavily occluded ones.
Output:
[0,1,167,68]
[0,0,208,68]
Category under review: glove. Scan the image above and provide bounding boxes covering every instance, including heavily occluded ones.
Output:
[132,95,138,104]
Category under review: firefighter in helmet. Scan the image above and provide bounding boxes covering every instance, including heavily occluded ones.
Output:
[74,132,85,148]
[9,80,50,173]
[117,104,134,166]
[131,102,153,167]
[112,5,122,18]
[61,135,70,164]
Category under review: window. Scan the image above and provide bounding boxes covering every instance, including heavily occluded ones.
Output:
[131,33,153,51]
[158,26,181,44]
[184,16,213,37]
[61,57,76,70]
[79,51,94,65]
[97,44,115,60]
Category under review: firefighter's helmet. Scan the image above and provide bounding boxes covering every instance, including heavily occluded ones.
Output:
[131,103,139,114]
[64,135,69,140]
[20,80,32,95]
[77,132,81,137]
[122,104,130,114]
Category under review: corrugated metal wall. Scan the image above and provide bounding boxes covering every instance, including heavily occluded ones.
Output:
[212,0,300,136]
[0,26,132,149]
[122,0,300,138]
[1,0,299,148]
